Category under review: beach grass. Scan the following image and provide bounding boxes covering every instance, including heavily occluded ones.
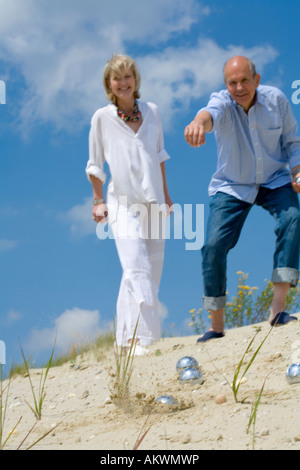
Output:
[20,340,56,420]
[110,318,140,401]
[231,325,273,403]
[247,374,270,450]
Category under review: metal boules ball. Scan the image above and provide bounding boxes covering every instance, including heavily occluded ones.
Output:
[286,363,300,385]
[176,356,198,373]
[295,176,300,184]
[178,367,204,385]
[155,395,178,405]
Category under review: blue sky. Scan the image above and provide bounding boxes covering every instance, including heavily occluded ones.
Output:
[1,0,300,371]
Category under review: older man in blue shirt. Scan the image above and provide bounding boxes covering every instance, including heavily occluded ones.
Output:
[185,56,300,342]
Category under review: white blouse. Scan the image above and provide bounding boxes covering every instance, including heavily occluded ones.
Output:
[86,101,170,208]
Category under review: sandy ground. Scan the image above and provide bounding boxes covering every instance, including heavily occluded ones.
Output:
[2,313,300,451]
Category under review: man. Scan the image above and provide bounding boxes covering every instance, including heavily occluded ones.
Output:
[185,56,300,342]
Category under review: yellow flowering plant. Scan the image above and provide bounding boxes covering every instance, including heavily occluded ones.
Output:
[189,271,300,333]
[188,308,206,335]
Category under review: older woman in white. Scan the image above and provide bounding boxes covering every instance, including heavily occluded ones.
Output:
[86,55,172,353]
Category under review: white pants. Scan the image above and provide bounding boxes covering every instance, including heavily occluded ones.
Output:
[112,203,165,346]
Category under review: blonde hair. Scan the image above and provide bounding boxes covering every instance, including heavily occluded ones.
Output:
[103,54,141,104]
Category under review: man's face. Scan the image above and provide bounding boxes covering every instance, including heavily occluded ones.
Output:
[225,60,260,112]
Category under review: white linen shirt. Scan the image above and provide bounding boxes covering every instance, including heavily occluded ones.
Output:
[86,101,170,208]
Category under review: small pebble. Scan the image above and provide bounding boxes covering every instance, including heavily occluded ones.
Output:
[231,376,247,387]
[9,401,22,408]
[181,434,191,444]
[215,394,227,404]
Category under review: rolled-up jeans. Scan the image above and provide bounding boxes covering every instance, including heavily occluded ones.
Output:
[201,184,300,311]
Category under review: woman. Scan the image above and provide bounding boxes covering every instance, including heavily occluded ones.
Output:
[86,55,172,354]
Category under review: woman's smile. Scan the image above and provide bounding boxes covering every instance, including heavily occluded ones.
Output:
[109,68,136,104]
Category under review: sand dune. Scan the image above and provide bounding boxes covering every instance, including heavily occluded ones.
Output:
[3,313,300,451]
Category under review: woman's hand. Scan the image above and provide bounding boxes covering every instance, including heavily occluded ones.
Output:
[164,193,173,216]
[93,202,108,223]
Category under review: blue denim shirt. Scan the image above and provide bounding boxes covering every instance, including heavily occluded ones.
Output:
[199,85,300,203]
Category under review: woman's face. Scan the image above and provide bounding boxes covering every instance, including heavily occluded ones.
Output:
[109,67,136,104]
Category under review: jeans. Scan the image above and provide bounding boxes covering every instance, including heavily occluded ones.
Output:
[201,184,300,311]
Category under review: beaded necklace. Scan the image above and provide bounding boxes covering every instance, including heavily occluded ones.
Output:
[116,100,141,122]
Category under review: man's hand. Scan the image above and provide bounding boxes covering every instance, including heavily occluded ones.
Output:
[184,110,213,148]
[184,121,207,147]
[292,173,300,193]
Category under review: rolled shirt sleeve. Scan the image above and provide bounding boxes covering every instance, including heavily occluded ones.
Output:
[198,90,229,133]
[151,103,171,164]
[86,112,107,184]
[158,148,171,163]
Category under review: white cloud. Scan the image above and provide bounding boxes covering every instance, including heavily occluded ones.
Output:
[6,309,23,324]
[62,196,95,237]
[158,301,168,322]
[0,238,19,252]
[0,0,204,131]
[138,40,279,130]
[0,0,278,133]
[26,307,105,353]
[26,303,167,354]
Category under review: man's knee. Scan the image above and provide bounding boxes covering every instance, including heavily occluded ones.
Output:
[281,206,300,230]
[202,237,228,263]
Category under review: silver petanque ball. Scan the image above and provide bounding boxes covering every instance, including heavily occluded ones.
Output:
[286,363,300,385]
[178,367,204,385]
[176,356,198,373]
[155,395,178,405]
[295,176,300,184]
